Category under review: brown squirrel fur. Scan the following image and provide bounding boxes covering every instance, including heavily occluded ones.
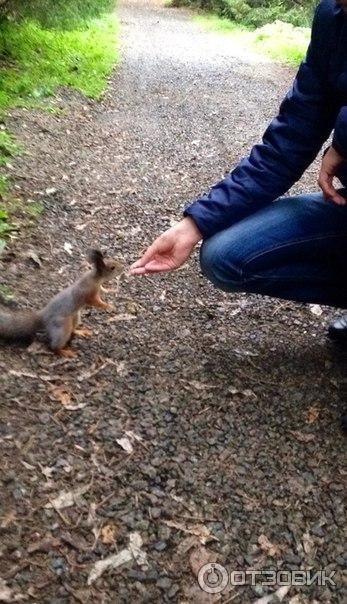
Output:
[0,250,123,353]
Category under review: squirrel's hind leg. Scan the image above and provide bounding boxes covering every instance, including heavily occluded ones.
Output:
[47,316,74,354]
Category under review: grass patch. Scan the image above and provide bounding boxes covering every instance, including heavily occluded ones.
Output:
[0,196,47,254]
[195,14,310,65]
[196,14,249,34]
[0,2,118,250]
[25,200,45,217]
[0,205,15,253]
[254,21,310,65]
[0,130,21,165]
[0,14,119,112]
[0,283,14,301]
[0,207,14,237]
[0,175,9,197]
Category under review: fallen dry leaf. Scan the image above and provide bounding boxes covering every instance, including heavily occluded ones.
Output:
[0,578,24,602]
[125,430,142,442]
[253,585,290,603]
[116,431,142,454]
[50,386,72,406]
[107,313,137,322]
[116,436,133,454]
[126,301,140,314]
[87,532,147,585]
[189,546,218,577]
[45,187,58,196]
[290,430,315,443]
[61,531,90,552]
[45,484,90,510]
[100,524,117,545]
[77,360,113,382]
[28,535,60,553]
[64,242,73,255]
[162,520,218,545]
[116,361,127,376]
[189,381,217,391]
[183,583,221,604]
[24,250,42,268]
[0,511,16,529]
[176,535,200,557]
[87,502,97,526]
[302,531,316,557]
[288,597,309,604]
[64,402,87,411]
[258,534,281,557]
[305,406,320,424]
[41,466,54,479]
[9,370,38,379]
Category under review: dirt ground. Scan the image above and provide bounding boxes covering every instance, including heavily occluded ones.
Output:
[0,1,346,602]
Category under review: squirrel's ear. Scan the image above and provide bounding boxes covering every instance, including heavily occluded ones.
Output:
[88,249,105,273]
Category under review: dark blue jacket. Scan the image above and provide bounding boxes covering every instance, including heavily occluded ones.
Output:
[184,0,347,239]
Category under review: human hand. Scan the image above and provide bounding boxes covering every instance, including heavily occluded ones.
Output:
[318,146,347,205]
[129,217,202,275]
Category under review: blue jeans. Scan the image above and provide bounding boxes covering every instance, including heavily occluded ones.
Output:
[200,193,347,309]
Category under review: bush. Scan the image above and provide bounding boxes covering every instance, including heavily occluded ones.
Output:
[171,0,318,28]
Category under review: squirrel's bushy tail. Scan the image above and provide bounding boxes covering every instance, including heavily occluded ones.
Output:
[0,309,42,343]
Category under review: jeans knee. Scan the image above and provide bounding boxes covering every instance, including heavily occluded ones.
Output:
[200,235,243,292]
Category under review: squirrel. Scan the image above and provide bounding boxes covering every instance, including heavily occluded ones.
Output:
[0,250,123,356]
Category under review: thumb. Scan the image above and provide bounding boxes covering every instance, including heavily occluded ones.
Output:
[319,171,346,205]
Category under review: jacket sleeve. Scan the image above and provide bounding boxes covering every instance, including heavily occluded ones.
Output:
[184,3,337,239]
[332,107,347,158]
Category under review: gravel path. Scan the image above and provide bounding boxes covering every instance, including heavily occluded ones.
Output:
[0,1,346,602]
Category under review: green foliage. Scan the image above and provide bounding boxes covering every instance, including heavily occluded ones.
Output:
[240,1,317,28]
[172,0,318,28]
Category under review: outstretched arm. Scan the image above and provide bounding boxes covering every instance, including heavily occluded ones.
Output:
[183,3,338,239]
[131,2,340,275]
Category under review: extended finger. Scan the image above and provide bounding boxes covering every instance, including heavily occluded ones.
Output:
[129,266,147,275]
[130,243,159,270]
[141,260,172,273]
